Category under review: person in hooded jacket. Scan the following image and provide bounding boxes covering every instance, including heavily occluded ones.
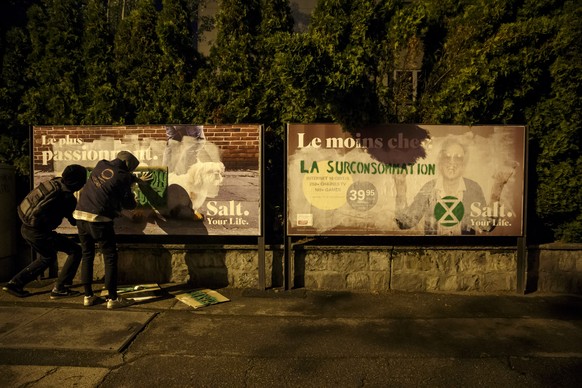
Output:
[73,151,152,309]
[3,164,87,298]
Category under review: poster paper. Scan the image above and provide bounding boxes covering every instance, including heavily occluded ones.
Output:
[287,124,525,236]
[33,125,261,236]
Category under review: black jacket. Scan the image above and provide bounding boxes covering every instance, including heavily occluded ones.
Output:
[75,158,137,220]
[24,178,77,231]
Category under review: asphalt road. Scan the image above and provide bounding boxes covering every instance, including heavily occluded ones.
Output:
[1,281,581,387]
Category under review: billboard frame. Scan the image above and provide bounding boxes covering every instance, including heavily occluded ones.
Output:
[283,123,530,293]
[27,124,268,289]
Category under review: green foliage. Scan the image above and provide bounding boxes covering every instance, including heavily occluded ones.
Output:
[0,27,29,135]
[254,0,294,127]
[113,0,164,124]
[155,0,203,123]
[307,0,391,129]
[415,0,581,241]
[0,0,580,242]
[81,0,117,124]
[0,3,32,182]
[200,0,262,123]
[526,0,582,242]
[19,0,85,125]
[0,135,29,176]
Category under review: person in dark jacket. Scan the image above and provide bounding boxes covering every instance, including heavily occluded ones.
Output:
[73,151,151,309]
[3,164,87,298]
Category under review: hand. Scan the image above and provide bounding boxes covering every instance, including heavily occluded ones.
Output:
[492,161,518,187]
[135,171,153,185]
[490,161,518,202]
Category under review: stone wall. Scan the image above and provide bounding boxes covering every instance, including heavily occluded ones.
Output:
[74,244,277,289]
[527,243,582,294]
[293,246,517,293]
[52,243,582,294]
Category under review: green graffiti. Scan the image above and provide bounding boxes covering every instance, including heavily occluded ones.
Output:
[434,196,464,227]
[189,291,218,304]
[132,167,168,208]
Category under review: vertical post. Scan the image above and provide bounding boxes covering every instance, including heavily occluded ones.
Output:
[285,236,293,290]
[28,126,37,272]
[258,126,266,290]
[516,237,527,293]
[283,124,292,290]
[258,236,266,290]
[516,126,529,294]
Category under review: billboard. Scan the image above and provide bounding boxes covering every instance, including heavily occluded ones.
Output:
[287,124,525,237]
[33,125,261,236]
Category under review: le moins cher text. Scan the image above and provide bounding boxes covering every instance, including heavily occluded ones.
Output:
[296,132,422,150]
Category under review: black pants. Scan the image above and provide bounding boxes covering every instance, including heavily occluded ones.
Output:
[11,224,82,289]
[76,220,119,299]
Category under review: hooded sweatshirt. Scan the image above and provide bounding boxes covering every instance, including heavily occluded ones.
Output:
[74,153,139,222]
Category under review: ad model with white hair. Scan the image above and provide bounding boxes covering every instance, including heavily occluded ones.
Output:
[33,124,261,236]
[287,123,525,237]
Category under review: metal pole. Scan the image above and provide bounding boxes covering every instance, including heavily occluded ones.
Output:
[258,125,266,290]
[284,124,292,290]
[516,126,529,294]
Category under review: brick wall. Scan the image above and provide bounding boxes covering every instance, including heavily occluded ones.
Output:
[203,125,260,170]
[33,124,260,172]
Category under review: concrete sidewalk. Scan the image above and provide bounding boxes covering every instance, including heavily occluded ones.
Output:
[1,280,581,387]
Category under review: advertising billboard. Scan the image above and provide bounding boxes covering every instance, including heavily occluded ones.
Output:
[33,125,261,236]
[287,124,525,237]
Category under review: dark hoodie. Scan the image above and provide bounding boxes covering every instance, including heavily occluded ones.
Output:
[74,152,139,222]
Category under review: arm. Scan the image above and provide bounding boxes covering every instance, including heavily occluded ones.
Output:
[393,174,407,213]
[489,161,518,204]
[393,175,433,230]
[473,162,518,233]
[58,193,77,226]
[119,173,138,210]
[120,171,154,210]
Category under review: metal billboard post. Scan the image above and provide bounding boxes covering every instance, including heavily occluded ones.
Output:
[516,126,529,294]
[258,125,266,290]
[284,124,293,290]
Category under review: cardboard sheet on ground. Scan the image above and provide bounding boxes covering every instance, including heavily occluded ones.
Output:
[175,289,230,309]
[100,284,162,301]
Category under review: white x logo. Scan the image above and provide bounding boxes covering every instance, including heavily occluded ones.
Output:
[436,197,462,225]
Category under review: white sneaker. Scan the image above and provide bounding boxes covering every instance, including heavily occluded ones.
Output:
[84,295,103,306]
[107,297,135,309]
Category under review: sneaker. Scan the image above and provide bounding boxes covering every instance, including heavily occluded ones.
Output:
[50,287,81,299]
[84,295,104,307]
[107,297,135,309]
[2,282,30,298]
